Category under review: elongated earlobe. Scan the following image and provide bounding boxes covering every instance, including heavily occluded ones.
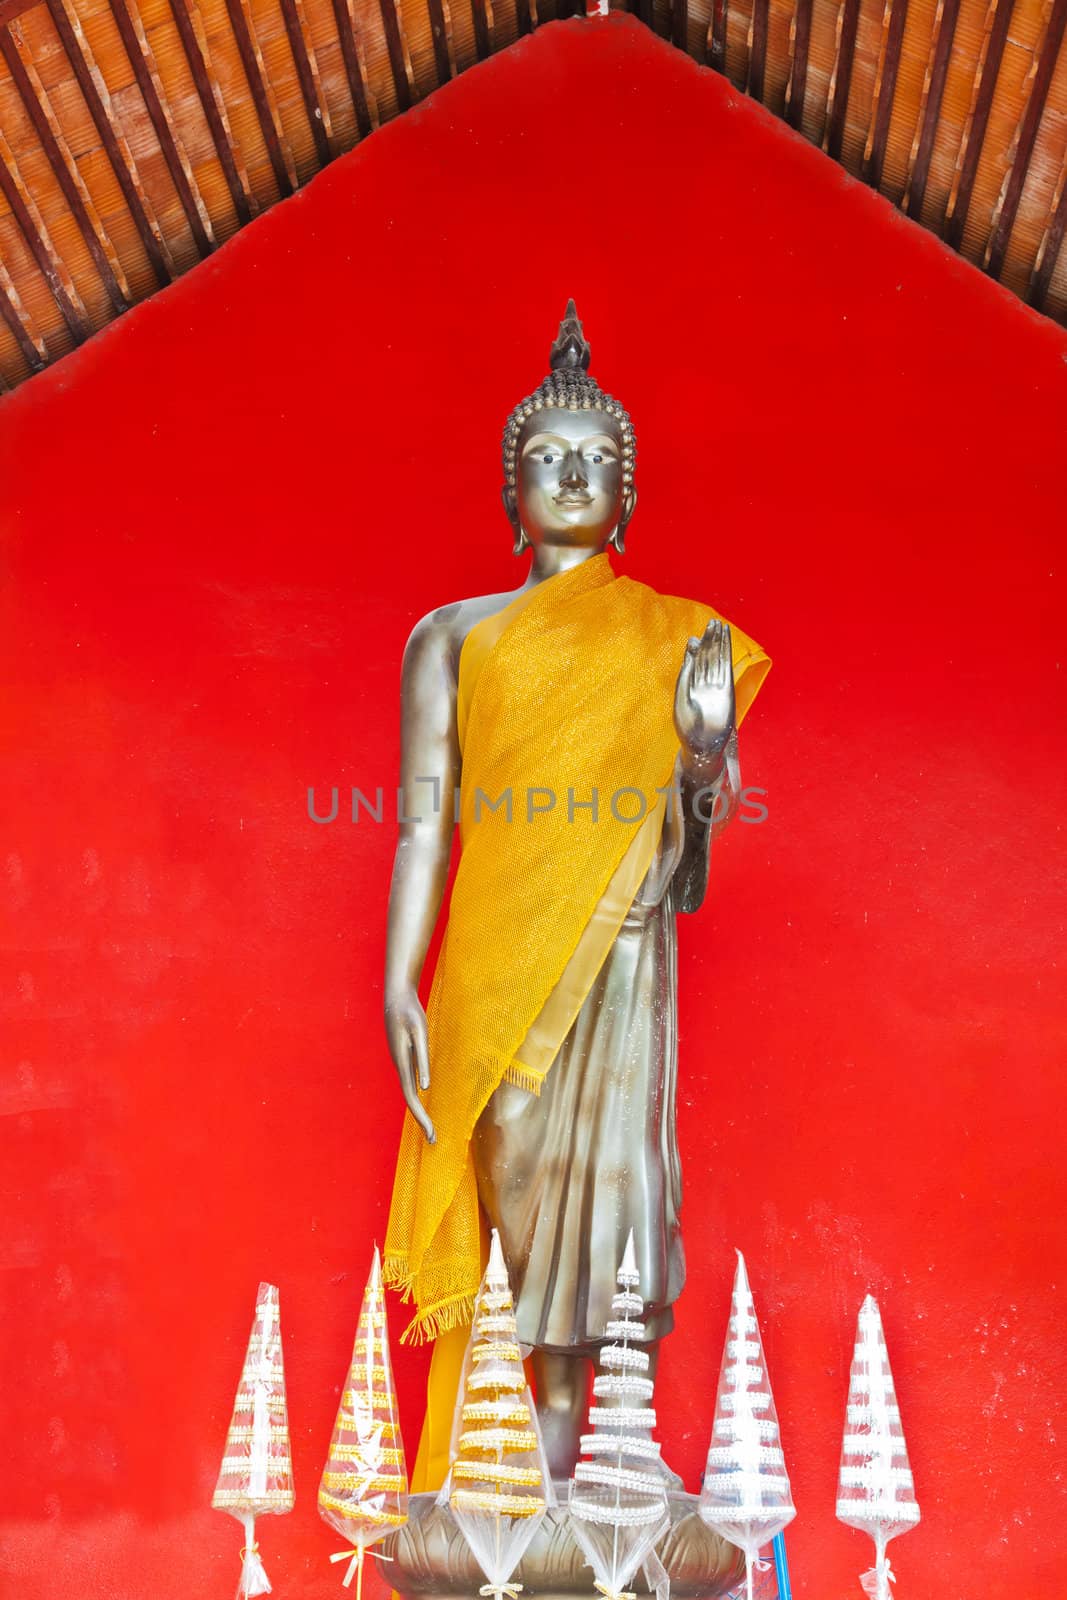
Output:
[502,481,529,555]
[610,484,637,554]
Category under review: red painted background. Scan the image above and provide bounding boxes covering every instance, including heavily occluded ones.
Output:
[2,15,1065,1597]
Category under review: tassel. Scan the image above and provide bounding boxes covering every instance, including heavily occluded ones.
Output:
[237,1516,272,1598]
[860,1558,896,1598]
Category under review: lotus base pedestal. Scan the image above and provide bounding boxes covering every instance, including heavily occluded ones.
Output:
[380,1487,746,1600]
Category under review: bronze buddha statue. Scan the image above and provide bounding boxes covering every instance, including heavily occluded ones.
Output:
[382,301,770,1485]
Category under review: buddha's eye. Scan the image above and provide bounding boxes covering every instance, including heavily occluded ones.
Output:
[542,453,554,464]
[591,454,603,464]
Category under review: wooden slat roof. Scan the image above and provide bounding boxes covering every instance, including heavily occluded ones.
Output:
[1,0,1065,388]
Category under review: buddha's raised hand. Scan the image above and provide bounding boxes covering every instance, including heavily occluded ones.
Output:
[673,618,735,765]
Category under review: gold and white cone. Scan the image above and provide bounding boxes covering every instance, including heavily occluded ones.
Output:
[318,1247,410,1595]
[445,1230,552,1600]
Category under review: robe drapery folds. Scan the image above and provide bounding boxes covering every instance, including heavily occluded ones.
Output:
[383,553,770,1341]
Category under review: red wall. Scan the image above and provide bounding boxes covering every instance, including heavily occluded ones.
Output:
[2,15,1065,1597]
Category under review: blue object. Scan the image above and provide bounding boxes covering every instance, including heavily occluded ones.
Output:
[772,1532,792,1600]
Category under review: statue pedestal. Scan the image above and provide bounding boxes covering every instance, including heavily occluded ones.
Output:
[381,1488,745,1600]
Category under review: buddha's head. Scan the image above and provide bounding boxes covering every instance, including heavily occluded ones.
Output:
[501,301,637,557]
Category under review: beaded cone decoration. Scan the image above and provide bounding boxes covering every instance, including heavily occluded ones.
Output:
[698,1253,795,1600]
[444,1229,552,1600]
[212,1282,295,1598]
[836,1296,920,1600]
[568,1232,670,1600]
[318,1247,409,1593]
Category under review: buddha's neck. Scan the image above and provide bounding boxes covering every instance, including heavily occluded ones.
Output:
[524,542,610,587]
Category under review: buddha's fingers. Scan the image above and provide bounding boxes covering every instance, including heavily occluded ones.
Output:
[397,1032,436,1143]
[696,619,722,687]
[676,640,698,701]
[409,1005,431,1093]
[715,620,732,688]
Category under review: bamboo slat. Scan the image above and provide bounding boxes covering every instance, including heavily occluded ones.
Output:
[758,0,793,113]
[862,0,910,189]
[0,238,48,363]
[296,0,357,149]
[984,0,1067,283]
[1038,165,1067,310]
[1023,49,1067,304]
[169,0,256,223]
[724,0,752,86]
[786,0,814,122]
[874,0,935,200]
[902,0,962,213]
[909,0,995,228]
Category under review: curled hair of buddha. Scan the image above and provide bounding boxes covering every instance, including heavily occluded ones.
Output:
[501,299,637,495]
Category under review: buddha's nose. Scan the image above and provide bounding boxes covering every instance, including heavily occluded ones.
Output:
[560,452,588,488]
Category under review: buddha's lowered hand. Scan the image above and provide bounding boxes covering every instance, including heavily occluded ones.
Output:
[385,984,436,1144]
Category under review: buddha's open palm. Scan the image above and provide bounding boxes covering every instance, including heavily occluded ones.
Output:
[674,618,735,762]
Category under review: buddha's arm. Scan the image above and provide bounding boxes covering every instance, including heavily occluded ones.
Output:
[383,614,460,1144]
[672,618,738,915]
[674,743,733,914]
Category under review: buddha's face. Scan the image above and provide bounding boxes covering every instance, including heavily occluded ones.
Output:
[506,407,636,551]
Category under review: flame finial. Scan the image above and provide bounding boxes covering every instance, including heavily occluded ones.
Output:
[548,298,592,374]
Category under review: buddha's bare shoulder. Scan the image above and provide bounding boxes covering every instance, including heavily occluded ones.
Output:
[404,586,526,679]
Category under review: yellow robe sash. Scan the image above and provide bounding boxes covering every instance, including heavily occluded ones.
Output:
[383,553,770,1347]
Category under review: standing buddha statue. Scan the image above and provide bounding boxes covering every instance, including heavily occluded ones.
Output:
[382,302,771,1485]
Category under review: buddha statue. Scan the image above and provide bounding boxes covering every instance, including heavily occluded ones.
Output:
[382,302,771,1487]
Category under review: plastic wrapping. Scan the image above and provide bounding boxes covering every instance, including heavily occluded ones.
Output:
[698,1253,794,1600]
[212,1282,295,1598]
[318,1246,409,1592]
[722,1532,792,1600]
[569,1232,670,1600]
[442,1230,553,1600]
[836,1296,920,1600]
[723,1559,780,1600]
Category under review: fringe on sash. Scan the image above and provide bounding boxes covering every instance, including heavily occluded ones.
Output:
[501,1059,546,1095]
[382,1252,479,1344]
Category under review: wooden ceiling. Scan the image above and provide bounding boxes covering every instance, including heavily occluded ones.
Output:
[1,0,1065,390]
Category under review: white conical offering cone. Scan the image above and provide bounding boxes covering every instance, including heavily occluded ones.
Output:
[319,1246,410,1594]
[698,1253,794,1600]
[837,1296,920,1600]
[444,1229,552,1600]
[212,1283,295,1597]
[487,1227,507,1282]
[569,1232,671,1600]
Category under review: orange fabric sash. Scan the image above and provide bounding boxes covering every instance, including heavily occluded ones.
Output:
[383,554,770,1342]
